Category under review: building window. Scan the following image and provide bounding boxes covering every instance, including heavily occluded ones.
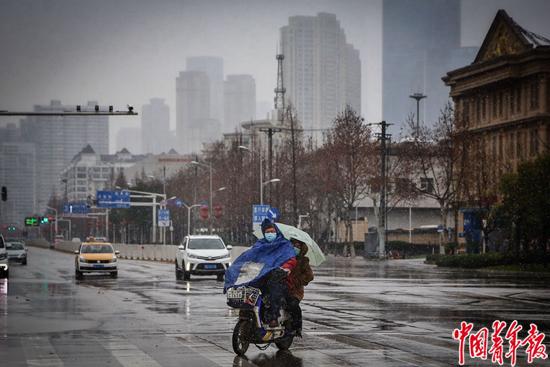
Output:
[420,177,434,194]
[498,92,504,117]
[530,81,540,110]
[463,99,470,124]
[516,87,522,113]
[506,132,516,159]
[517,131,523,160]
[530,129,539,156]
[493,93,498,118]
[476,98,481,122]
[510,89,515,114]
[481,96,487,120]
[499,134,503,160]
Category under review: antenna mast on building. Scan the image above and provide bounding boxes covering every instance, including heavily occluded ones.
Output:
[274,53,286,123]
[260,52,285,204]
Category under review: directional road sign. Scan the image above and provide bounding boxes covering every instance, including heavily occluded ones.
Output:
[63,202,89,214]
[252,205,270,232]
[158,209,170,227]
[97,190,130,209]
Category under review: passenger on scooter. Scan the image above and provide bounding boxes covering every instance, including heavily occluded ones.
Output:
[285,238,314,337]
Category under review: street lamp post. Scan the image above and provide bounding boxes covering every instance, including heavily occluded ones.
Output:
[183,204,201,236]
[238,145,264,204]
[409,92,427,135]
[191,161,213,234]
[261,179,281,205]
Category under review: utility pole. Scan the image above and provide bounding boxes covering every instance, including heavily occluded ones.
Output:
[370,120,393,259]
[289,107,298,226]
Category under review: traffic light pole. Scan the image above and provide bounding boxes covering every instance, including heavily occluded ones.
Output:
[46,206,58,236]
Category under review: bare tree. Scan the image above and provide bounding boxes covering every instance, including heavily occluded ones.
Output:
[404,103,466,253]
[324,106,373,256]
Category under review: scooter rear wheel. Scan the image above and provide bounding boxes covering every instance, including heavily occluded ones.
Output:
[232,320,251,356]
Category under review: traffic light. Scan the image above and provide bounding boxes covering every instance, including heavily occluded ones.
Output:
[40,216,49,224]
[7,226,16,232]
[1,186,6,201]
[25,217,39,226]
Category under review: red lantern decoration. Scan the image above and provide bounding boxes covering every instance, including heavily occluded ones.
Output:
[214,205,223,219]
[199,205,209,220]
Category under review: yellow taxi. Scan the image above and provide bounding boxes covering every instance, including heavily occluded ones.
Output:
[74,239,119,279]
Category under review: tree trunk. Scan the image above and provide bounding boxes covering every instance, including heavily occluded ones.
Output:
[348,207,356,257]
[439,204,448,254]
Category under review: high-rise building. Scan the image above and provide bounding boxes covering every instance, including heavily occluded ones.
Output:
[224,74,256,132]
[382,0,478,131]
[0,124,36,225]
[186,56,224,128]
[141,98,170,154]
[176,71,220,153]
[280,12,361,131]
[20,100,109,212]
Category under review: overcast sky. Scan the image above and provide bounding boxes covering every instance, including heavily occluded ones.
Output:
[1,0,549,152]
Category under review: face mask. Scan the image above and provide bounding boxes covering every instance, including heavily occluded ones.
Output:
[294,247,301,256]
[264,232,277,242]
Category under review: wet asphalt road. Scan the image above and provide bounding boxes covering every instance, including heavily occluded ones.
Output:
[1,247,550,367]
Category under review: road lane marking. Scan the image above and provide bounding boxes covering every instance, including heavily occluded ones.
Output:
[24,336,64,367]
[98,338,163,367]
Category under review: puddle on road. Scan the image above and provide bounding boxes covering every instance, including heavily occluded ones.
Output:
[0,278,7,295]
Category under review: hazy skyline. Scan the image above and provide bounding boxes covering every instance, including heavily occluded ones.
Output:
[1,0,549,152]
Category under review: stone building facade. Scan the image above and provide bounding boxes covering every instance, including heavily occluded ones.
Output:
[443,10,550,199]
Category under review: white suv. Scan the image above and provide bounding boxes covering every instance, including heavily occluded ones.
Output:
[175,235,232,281]
[0,235,8,279]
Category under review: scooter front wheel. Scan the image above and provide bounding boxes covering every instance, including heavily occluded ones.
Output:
[232,320,251,356]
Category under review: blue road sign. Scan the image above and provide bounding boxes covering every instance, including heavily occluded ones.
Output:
[267,207,280,222]
[175,199,183,208]
[252,205,270,231]
[158,209,170,227]
[63,202,89,214]
[97,190,130,209]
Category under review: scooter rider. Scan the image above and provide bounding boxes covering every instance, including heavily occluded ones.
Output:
[224,219,296,328]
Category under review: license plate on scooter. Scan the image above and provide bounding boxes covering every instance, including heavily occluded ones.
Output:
[227,288,243,299]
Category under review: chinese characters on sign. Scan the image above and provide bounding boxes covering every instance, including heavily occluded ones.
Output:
[453,320,547,366]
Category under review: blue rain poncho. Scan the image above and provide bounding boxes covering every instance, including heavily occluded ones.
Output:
[224,221,295,292]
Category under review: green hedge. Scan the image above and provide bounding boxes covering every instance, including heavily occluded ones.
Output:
[427,252,550,268]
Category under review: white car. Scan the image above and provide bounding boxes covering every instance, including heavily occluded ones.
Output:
[175,235,232,281]
[6,239,27,265]
[0,235,8,278]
